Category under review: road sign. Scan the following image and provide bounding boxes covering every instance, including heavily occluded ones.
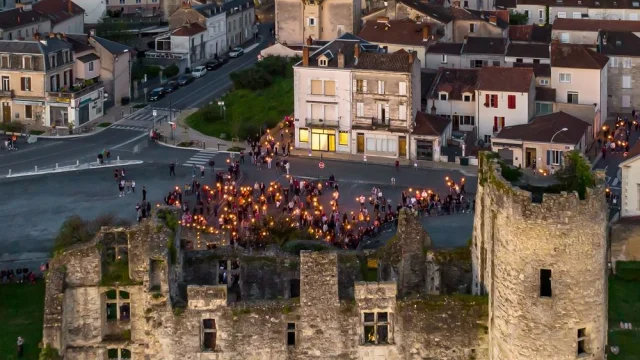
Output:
[319,161,325,169]
[153,110,157,117]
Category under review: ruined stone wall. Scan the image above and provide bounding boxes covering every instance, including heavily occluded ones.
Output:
[472,155,608,360]
[610,217,640,271]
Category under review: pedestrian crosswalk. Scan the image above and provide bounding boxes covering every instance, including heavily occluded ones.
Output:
[110,125,148,132]
[606,176,621,189]
[183,150,218,167]
[113,108,173,130]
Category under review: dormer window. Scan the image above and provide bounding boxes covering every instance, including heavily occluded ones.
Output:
[49,54,57,69]
[439,92,448,101]
[63,50,70,63]
[319,59,328,66]
[463,93,472,102]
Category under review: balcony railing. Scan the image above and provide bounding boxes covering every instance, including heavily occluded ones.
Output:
[47,81,104,100]
[306,118,339,127]
[0,89,13,98]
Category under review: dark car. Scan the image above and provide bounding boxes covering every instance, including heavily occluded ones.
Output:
[148,87,164,101]
[217,56,228,65]
[164,81,179,93]
[206,60,221,70]
[177,74,194,86]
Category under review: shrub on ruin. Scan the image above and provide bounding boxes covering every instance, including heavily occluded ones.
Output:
[52,214,131,255]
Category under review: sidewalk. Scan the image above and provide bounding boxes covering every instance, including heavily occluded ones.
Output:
[3,159,144,178]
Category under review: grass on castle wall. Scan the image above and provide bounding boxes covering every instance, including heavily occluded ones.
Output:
[186,76,293,140]
[608,271,640,359]
[0,282,46,360]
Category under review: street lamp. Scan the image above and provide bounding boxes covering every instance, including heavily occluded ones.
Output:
[217,101,226,122]
[550,127,568,170]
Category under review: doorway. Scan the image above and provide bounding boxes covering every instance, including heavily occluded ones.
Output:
[416,139,433,161]
[356,133,364,153]
[525,147,536,168]
[452,115,460,131]
[2,102,10,123]
[311,128,336,152]
[398,136,407,157]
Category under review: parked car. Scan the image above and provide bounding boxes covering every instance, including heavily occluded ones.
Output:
[229,47,244,58]
[192,66,207,78]
[164,81,179,93]
[177,74,194,86]
[148,88,164,101]
[218,55,229,65]
[205,60,221,70]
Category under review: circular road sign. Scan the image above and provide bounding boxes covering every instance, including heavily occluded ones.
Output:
[319,161,325,169]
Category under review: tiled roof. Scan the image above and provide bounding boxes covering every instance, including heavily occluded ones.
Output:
[462,37,507,55]
[535,87,556,102]
[466,9,510,29]
[509,0,640,8]
[421,71,438,100]
[396,0,454,23]
[552,18,640,32]
[33,0,84,25]
[516,0,587,6]
[413,111,451,136]
[427,42,463,54]
[90,36,133,55]
[64,34,93,53]
[302,33,371,69]
[506,43,550,58]
[476,66,534,92]
[513,62,551,77]
[354,51,415,72]
[429,68,478,101]
[598,30,640,56]
[76,53,99,63]
[0,8,47,31]
[509,25,552,43]
[551,43,609,69]
[358,18,433,47]
[494,111,591,144]
[0,41,43,54]
[626,140,640,162]
[173,22,207,37]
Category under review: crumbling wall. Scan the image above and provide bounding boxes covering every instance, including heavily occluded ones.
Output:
[610,217,640,271]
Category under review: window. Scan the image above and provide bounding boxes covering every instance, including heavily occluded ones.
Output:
[105,289,130,322]
[492,61,501,67]
[557,11,567,18]
[577,328,587,355]
[1,55,8,68]
[1,76,9,90]
[560,33,569,43]
[202,319,217,351]
[25,105,33,119]
[493,116,505,132]
[559,73,571,83]
[623,95,631,107]
[630,13,639,20]
[463,94,472,102]
[538,9,544,22]
[471,59,486,68]
[107,348,131,360]
[540,79,549,86]
[572,12,581,18]
[356,102,364,117]
[398,104,407,120]
[623,57,632,68]
[623,75,632,89]
[319,58,328,66]
[441,54,447,64]
[516,58,523,63]
[339,131,349,145]
[324,80,336,96]
[299,128,309,143]
[463,0,468,6]
[311,80,322,95]
[62,50,70,63]
[23,56,31,70]
[20,77,31,91]
[567,91,579,103]
[507,95,516,109]
[469,23,477,33]
[398,81,407,96]
[610,57,619,67]
[89,61,94,71]
[363,312,390,345]
[307,17,316,26]
[287,323,296,346]
[485,94,498,108]
[524,10,531,19]
[552,150,565,165]
[540,269,552,297]
[536,102,553,115]
[533,59,540,64]
[49,54,57,68]
[461,115,475,125]
[356,79,367,93]
[439,92,448,101]
[377,80,385,94]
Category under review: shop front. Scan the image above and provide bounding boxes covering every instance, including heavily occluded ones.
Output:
[46,98,71,127]
[415,139,434,161]
[297,127,339,152]
[354,131,407,158]
[72,89,104,126]
[13,99,45,125]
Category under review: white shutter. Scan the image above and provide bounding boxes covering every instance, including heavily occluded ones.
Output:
[357,102,364,117]
[384,104,390,120]
[306,103,312,119]
[399,104,407,120]
[623,75,631,88]
[377,103,382,119]
[622,95,631,107]
[307,79,311,94]
[378,81,385,94]
[363,80,368,93]
[399,81,407,96]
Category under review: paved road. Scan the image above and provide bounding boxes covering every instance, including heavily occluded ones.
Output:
[0,147,474,257]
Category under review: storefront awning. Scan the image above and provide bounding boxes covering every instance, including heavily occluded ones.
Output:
[13,99,44,106]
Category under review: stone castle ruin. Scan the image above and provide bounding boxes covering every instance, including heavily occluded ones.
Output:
[472,154,608,360]
[42,208,488,360]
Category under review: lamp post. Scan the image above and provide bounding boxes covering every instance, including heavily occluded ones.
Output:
[217,101,226,122]
[550,127,568,170]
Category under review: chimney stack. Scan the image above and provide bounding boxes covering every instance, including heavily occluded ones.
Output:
[337,48,345,68]
[90,28,96,37]
[354,43,360,59]
[306,36,312,46]
[302,46,309,66]
[377,16,390,23]
[408,51,415,65]
[422,25,430,41]
[489,15,497,24]
[68,0,72,14]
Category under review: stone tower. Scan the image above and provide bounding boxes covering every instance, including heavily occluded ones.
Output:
[471,154,608,360]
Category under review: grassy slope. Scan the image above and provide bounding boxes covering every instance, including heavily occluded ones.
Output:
[0,282,46,360]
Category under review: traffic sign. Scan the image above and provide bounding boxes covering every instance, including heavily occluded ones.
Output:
[319,161,325,169]
[153,110,157,117]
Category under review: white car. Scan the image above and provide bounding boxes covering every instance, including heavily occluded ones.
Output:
[229,47,244,58]
[192,66,207,78]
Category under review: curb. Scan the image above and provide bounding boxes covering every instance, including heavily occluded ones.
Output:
[3,160,144,179]
[35,127,108,139]
[155,140,244,154]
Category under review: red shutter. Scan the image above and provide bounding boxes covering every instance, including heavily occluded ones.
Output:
[492,95,498,108]
[508,95,516,109]
[485,94,490,107]
[493,116,498,132]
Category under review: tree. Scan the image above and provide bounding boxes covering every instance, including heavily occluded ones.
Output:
[554,151,595,200]
[52,214,131,255]
[39,344,62,360]
[545,5,550,25]
[509,10,529,25]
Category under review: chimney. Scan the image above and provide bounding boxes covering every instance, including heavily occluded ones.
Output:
[408,51,414,65]
[377,16,390,23]
[354,43,360,59]
[90,28,96,37]
[430,101,436,115]
[422,25,430,41]
[489,15,497,24]
[463,35,468,44]
[68,0,72,14]
[302,46,309,66]
[337,48,345,68]
[306,36,312,45]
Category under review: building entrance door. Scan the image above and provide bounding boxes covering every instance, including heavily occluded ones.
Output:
[526,148,536,168]
[356,133,364,153]
[416,139,433,161]
[398,136,407,157]
[2,102,10,124]
[311,129,336,152]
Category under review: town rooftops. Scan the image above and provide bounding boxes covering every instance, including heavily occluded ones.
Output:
[462,37,507,55]
[466,9,510,29]
[503,0,640,8]
[513,62,552,77]
[354,50,416,72]
[505,43,550,59]
[76,53,100,63]
[90,36,133,55]
[397,0,454,23]
[553,18,640,32]
[598,30,640,56]
[621,140,640,164]
[476,66,534,92]
[64,34,94,53]
[429,68,479,100]
[426,42,463,54]
[551,43,609,69]
[173,22,207,37]
[509,24,552,43]
[0,7,47,31]
[302,33,369,69]
[413,111,451,136]
[358,18,436,46]
[494,111,591,144]
[33,0,85,25]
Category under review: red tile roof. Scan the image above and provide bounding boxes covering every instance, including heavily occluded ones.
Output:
[358,18,435,47]
[33,0,84,25]
[551,43,609,69]
[413,111,451,136]
[494,111,591,144]
[552,18,640,32]
[476,67,534,93]
[173,22,207,37]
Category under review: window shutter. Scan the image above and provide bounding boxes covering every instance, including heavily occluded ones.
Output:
[377,103,382,118]
[485,94,489,107]
[559,151,564,166]
[399,81,407,96]
[547,150,551,165]
[306,103,311,119]
[399,104,407,120]
[307,79,311,94]
[493,95,498,108]
[384,104,390,120]
[353,79,357,91]
[363,80,367,93]
[493,116,497,132]
[20,78,25,91]
[500,117,505,128]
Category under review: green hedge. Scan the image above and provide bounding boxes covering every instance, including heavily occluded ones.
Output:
[616,261,640,281]
[164,64,180,78]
